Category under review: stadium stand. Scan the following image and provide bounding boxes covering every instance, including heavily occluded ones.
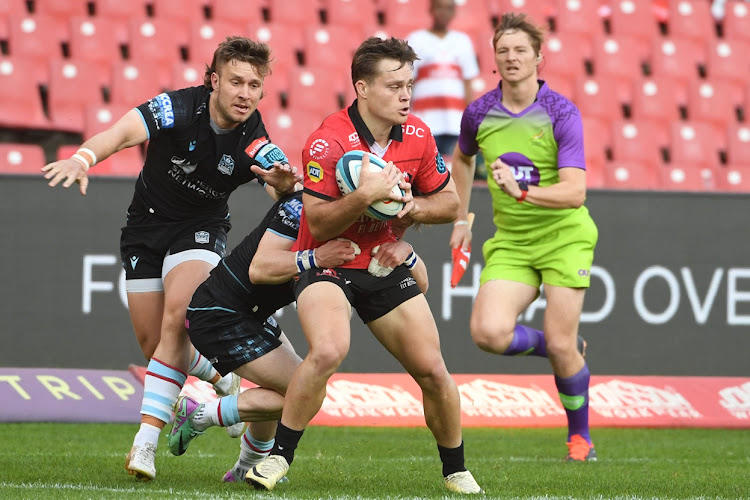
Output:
[0,143,46,175]
[0,0,748,193]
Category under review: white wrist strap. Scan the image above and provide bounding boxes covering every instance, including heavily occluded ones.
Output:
[77,147,97,166]
[404,251,418,269]
[296,249,317,273]
[454,220,469,226]
[71,154,90,171]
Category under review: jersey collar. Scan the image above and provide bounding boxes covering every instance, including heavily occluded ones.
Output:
[347,100,403,147]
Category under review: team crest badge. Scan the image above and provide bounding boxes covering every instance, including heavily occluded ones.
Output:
[195,231,210,244]
[218,154,235,175]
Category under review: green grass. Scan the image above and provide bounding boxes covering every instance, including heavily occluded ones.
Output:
[0,424,748,499]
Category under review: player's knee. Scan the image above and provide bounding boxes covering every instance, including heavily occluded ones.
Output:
[545,334,576,360]
[411,360,452,392]
[308,343,349,375]
[470,316,513,353]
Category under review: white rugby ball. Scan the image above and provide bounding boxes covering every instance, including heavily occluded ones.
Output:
[335,150,405,220]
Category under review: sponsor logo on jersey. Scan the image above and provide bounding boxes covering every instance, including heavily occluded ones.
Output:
[309,138,330,160]
[402,124,425,137]
[188,140,196,151]
[130,255,139,270]
[307,161,323,182]
[318,268,340,279]
[217,154,235,175]
[399,276,417,289]
[245,136,270,158]
[435,152,446,174]
[348,132,360,147]
[532,129,545,140]
[154,92,175,129]
[171,156,197,174]
[195,231,210,244]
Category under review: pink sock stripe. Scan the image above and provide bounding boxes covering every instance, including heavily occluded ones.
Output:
[242,434,272,453]
[217,399,224,427]
[151,357,188,377]
[145,371,184,388]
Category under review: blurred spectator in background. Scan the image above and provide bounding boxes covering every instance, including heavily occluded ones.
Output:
[407,0,479,159]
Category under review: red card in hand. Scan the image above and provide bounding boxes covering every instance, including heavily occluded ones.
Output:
[450,245,471,288]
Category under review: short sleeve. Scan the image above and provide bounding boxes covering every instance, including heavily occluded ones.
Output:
[553,104,586,169]
[458,105,480,156]
[135,88,195,140]
[302,127,346,199]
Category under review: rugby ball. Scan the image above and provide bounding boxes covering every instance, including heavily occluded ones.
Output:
[335,150,405,220]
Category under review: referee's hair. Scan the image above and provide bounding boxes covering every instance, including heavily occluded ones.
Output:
[204,36,273,88]
[492,12,545,56]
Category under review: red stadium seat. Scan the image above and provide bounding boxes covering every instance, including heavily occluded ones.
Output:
[540,71,575,100]
[669,121,723,169]
[705,39,750,87]
[715,164,750,192]
[490,0,556,26]
[324,0,379,27]
[659,164,717,192]
[726,123,750,165]
[92,0,149,19]
[0,57,50,129]
[552,0,603,36]
[686,79,743,130]
[128,18,188,68]
[582,116,611,176]
[187,20,247,66]
[265,0,323,26]
[34,0,88,18]
[302,25,363,71]
[170,61,205,90]
[286,66,346,115]
[48,59,109,132]
[609,0,660,43]
[585,160,606,189]
[69,16,128,63]
[602,160,661,190]
[257,86,284,116]
[541,31,591,80]
[629,76,685,125]
[247,21,305,82]
[84,103,134,137]
[210,0,264,25]
[7,14,69,61]
[263,108,325,167]
[591,34,648,80]
[574,75,628,122]
[151,0,207,22]
[0,143,46,175]
[648,36,705,84]
[723,1,750,44]
[109,60,166,106]
[667,0,716,43]
[379,0,431,37]
[452,0,493,34]
[610,119,668,167]
[0,0,29,16]
[58,144,143,178]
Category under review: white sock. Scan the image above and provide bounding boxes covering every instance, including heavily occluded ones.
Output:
[192,395,241,431]
[213,372,234,394]
[188,350,219,383]
[235,428,274,470]
[133,423,161,448]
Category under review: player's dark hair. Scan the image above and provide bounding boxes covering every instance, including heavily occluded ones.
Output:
[204,36,272,89]
[351,37,419,87]
[493,12,545,56]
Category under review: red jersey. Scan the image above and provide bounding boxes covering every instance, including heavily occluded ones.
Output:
[295,102,451,269]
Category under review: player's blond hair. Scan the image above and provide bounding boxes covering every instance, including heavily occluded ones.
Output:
[204,36,272,88]
[493,13,545,56]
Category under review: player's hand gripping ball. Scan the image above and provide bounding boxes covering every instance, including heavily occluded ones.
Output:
[335,150,405,220]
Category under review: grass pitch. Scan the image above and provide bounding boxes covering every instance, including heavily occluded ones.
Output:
[0,424,747,499]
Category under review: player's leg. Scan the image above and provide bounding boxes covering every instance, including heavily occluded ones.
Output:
[126,292,164,359]
[369,294,482,494]
[544,285,596,461]
[247,279,352,490]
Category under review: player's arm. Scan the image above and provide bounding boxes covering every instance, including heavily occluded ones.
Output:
[401,175,459,225]
[249,232,356,284]
[304,154,402,241]
[493,161,586,208]
[450,146,476,251]
[42,109,148,195]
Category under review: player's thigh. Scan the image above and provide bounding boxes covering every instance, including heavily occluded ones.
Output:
[472,279,539,334]
[162,258,216,318]
[234,342,301,395]
[368,295,446,377]
[296,280,352,352]
[542,284,586,341]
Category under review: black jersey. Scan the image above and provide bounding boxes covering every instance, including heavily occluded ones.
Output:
[201,191,303,318]
[134,86,289,221]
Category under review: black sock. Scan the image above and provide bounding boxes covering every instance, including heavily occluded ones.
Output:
[271,421,304,466]
[438,441,466,477]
